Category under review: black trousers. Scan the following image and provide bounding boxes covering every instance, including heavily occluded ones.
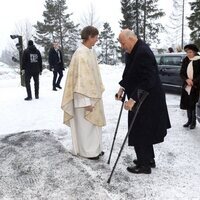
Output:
[53,69,63,89]
[134,144,155,166]
[25,73,39,98]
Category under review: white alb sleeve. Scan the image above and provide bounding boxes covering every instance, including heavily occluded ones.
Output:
[74,93,91,108]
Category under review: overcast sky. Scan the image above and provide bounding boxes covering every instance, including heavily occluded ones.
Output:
[0,0,192,53]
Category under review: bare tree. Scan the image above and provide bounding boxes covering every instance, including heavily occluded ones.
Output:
[165,0,190,50]
[0,49,15,66]
[1,20,34,69]
[13,19,34,48]
[79,3,101,29]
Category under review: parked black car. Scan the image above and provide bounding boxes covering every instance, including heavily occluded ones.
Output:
[155,53,186,93]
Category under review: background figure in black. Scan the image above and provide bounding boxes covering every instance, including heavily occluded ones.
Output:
[48,42,64,91]
[116,29,171,174]
[168,47,174,53]
[22,40,42,101]
[180,44,200,129]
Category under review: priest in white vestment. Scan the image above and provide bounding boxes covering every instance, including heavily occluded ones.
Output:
[61,26,106,160]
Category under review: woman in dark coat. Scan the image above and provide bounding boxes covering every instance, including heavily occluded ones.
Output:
[180,44,200,129]
[116,29,171,174]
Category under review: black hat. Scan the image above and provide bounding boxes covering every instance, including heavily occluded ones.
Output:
[28,40,34,46]
[184,44,199,52]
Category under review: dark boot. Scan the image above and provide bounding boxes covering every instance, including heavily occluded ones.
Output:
[133,158,156,168]
[183,110,192,127]
[55,84,62,89]
[127,165,151,174]
[190,110,196,129]
[24,97,32,101]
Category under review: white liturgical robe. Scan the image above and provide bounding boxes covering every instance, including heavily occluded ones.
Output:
[61,44,106,158]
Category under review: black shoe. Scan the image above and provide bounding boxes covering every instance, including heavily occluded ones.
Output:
[127,165,151,174]
[88,155,100,160]
[24,97,32,101]
[35,96,39,99]
[133,159,156,168]
[99,151,104,156]
[56,85,62,89]
[190,123,196,129]
[53,88,57,91]
[183,121,191,127]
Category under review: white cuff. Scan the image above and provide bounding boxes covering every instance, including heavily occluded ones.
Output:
[74,93,91,108]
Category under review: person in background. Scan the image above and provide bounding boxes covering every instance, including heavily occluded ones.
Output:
[61,26,106,160]
[22,40,42,100]
[180,44,200,129]
[116,29,171,174]
[48,42,64,91]
[168,47,174,53]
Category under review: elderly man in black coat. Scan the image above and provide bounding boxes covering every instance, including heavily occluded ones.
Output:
[116,29,171,174]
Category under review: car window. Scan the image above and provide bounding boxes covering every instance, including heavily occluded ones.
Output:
[160,56,183,66]
[155,55,161,64]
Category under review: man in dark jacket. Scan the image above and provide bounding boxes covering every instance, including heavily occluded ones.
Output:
[48,42,64,91]
[116,29,171,174]
[22,40,42,100]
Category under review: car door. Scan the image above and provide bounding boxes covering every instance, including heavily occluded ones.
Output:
[159,55,183,88]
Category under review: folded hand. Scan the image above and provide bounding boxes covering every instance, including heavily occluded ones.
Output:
[85,105,94,112]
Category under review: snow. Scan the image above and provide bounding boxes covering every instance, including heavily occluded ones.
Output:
[0,62,19,80]
[0,63,200,200]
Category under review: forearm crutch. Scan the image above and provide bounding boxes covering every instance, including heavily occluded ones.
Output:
[107,93,126,164]
[107,91,149,184]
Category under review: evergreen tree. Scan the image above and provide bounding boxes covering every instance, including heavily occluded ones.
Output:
[187,0,200,48]
[97,23,117,65]
[119,0,135,63]
[34,0,79,64]
[63,27,80,65]
[141,0,165,44]
[119,0,134,29]
[119,0,165,45]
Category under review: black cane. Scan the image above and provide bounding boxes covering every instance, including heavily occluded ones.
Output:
[107,91,149,184]
[107,93,126,164]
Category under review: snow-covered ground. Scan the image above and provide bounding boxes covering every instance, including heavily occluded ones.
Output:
[0,63,200,200]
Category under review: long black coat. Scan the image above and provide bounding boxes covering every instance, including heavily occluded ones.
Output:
[119,39,171,146]
[180,56,200,110]
[48,48,64,72]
